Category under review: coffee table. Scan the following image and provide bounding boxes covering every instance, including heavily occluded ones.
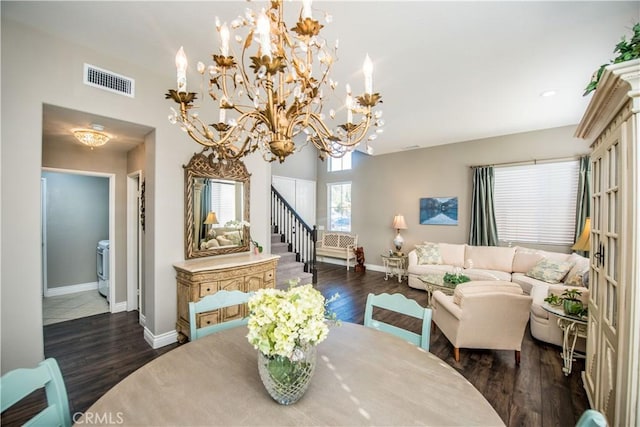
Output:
[419,273,459,306]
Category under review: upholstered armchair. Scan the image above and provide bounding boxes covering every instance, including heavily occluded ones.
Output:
[432,281,533,364]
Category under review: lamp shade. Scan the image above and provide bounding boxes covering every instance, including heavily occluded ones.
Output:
[572,217,591,251]
[203,211,219,225]
[392,215,407,230]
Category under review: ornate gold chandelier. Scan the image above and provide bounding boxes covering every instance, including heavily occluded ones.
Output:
[166,0,383,163]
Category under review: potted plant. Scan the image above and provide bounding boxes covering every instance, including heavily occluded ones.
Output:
[442,272,470,287]
[584,23,640,95]
[561,289,584,316]
[544,289,585,316]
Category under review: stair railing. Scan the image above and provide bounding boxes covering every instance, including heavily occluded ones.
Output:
[271,186,317,283]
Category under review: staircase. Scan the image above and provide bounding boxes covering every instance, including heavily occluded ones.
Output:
[271,232,314,289]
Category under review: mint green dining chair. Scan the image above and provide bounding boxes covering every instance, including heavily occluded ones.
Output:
[0,357,71,427]
[364,293,432,351]
[189,290,254,340]
[575,409,607,427]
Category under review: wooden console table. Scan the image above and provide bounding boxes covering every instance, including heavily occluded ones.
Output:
[173,253,279,342]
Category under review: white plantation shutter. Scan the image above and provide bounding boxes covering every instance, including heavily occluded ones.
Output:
[494,160,579,245]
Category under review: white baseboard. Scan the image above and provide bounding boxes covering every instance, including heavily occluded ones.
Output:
[319,258,386,274]
[365,264,385,273]
[139,313,146,327]
[143,327,178,349]
[111,301,127,313]
[45,282,98,297]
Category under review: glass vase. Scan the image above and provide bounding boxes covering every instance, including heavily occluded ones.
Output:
[257,345,317,405]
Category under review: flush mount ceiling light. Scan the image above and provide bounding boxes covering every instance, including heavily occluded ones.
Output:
[72,124,111,149]
[540,90,557,97]
[166,0,383,163]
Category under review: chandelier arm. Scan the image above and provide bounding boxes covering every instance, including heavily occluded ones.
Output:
[178,110,218,147]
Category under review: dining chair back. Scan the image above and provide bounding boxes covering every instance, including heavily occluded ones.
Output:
[189,290,254,340]
[364,293,432,351]
[0,357,71,427]
[575,409,608,427]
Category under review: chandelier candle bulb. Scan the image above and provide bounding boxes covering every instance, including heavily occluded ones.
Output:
[363,54,373,94]
[219,105,226,124]
[257,13,272,59]
[220,23,230,56]
[302,0,313,19]
[176,46,188,93]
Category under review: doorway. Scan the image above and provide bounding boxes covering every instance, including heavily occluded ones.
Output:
[127,171,144,324]
[41,168,115,325]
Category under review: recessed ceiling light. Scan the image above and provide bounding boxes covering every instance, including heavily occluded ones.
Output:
[540,90,556,97]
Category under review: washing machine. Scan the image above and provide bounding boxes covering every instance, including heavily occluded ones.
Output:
[97,240,110,301]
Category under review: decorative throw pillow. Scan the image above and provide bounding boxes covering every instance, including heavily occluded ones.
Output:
[415,243,443,265]
[216,236,233,246]
[224,231,242,245]
[525,258,575,284]
[564,253,590,287]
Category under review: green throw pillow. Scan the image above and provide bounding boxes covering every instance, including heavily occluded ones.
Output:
[415,243,443,265]
[525,258,574,284]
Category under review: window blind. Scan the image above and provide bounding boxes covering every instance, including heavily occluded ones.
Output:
[494,160,579,245]
[210,180,237,225]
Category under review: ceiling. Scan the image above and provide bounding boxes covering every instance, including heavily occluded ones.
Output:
[3,1,639,156]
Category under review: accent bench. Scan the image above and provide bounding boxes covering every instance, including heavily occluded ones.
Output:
[316,232,358,270]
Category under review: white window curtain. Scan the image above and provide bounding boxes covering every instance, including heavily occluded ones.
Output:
[494,160,579,245]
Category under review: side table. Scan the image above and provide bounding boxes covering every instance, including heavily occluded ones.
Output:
[380,254,407,283]
[542,303,587,376]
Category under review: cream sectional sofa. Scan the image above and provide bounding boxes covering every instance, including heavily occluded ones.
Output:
[407,242,589,347]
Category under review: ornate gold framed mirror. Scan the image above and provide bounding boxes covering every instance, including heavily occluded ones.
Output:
[184,152,250,259]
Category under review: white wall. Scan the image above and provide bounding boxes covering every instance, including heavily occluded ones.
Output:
[316,125,591,266]
[0,19,272,372]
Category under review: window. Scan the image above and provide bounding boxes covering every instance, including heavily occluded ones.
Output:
[494,160,579,245]
[328,151,352,172]
[210,179,237,225]
[328,182,351,232]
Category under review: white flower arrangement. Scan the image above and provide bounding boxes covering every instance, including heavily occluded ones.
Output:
[247,280,338,358]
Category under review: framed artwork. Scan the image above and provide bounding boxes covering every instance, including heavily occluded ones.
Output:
[420,197,458,225]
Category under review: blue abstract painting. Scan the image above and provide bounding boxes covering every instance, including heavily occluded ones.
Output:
[419,197,458,225]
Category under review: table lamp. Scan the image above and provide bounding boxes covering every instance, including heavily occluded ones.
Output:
[204,211,219,238]
[392,214,408,255]
[572,217,591,252]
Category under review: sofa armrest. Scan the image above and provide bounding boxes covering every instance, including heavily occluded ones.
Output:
[432,291,463,321]
[408,250,418,267]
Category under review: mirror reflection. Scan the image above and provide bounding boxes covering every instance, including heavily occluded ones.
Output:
[194,178,246,251]
[184,153,250,259]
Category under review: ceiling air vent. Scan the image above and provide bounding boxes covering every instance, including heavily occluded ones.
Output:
[83,63,135,98]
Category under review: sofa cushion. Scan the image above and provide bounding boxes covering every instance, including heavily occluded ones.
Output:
[511,273,549,295]
[223,230,242,245]
[437,243,466,267]
[408,264,451,276]
[452,281,522,307]
[415,243,443,265]
[526,258,574,284]
[512,249,546,273]
[564,253,590,286]
[462,268,512,282]
[463,246,516,272]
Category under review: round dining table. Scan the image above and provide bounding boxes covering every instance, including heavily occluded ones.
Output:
[79,322,504,426]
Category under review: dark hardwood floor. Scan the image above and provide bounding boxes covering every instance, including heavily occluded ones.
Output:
[2,262,588,426]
